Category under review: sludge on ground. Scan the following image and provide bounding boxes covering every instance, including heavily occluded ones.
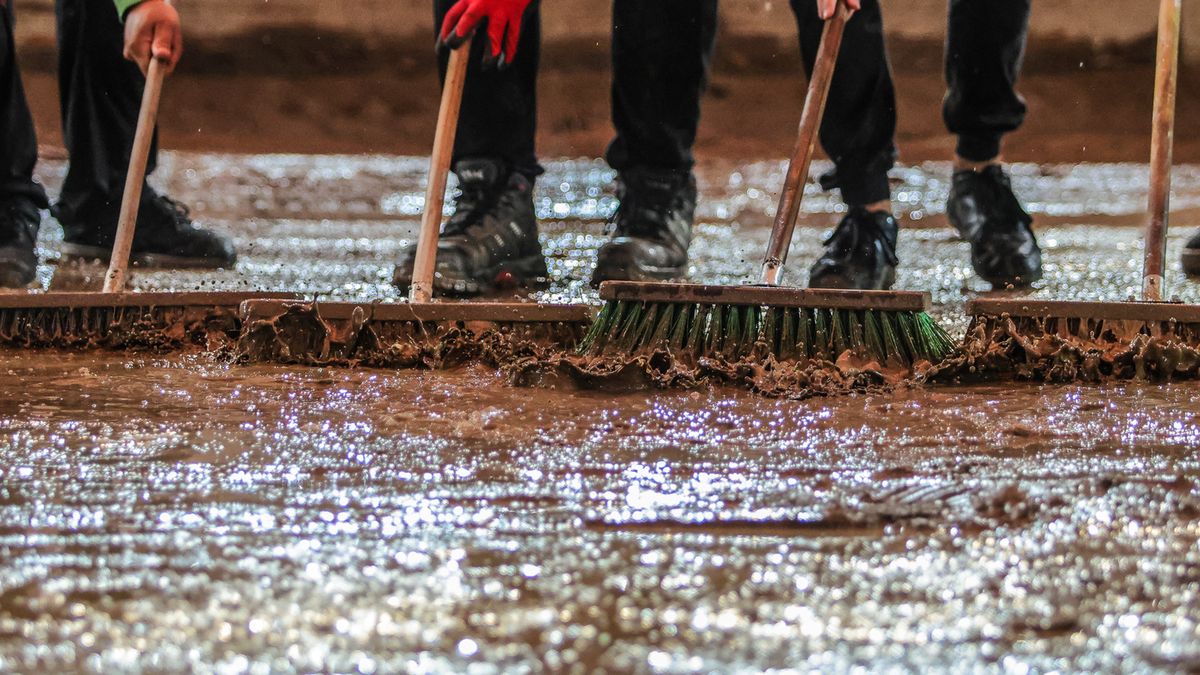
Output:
[0,153,1198,671]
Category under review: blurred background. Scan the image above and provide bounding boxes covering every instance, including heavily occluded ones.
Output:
[12,0,1200,162]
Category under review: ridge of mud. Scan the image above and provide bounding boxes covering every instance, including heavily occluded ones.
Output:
[0,304,243,352]
[929,313,1200,383]
[236,303,939,399]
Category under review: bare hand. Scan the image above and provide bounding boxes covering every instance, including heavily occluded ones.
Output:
[123,0,183,75]
[817,0,861,20]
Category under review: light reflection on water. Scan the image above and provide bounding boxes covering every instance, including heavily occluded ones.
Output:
[3,154,1199,671]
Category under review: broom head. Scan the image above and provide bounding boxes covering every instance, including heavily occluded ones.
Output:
[964,297,1200,380]
[0,291,299,349]
[578,281,955,370]
[238,299,593,367]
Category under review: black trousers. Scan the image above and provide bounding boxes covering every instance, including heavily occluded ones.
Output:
[438,0,1030,206]
[0,0,154,225]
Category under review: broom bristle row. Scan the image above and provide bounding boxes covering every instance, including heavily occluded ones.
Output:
[578,297,955,367]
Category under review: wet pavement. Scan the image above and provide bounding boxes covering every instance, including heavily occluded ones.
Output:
[2,154,1199,671]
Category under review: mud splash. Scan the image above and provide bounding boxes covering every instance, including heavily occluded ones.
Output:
[933,312,1200,383]
[236,302,585,371]
[236,304,933,398]
[510,345,930,399]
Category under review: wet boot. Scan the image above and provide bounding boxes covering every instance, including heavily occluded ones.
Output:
[55,189,237,268]
[808,207,898,290]
[1183,230,1200,277]
[392,158,546,297]
[0,195,42,288]
[947,165,1043,287]
[591,167,695,286]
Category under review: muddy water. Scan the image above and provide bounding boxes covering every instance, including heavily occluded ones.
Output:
[4,154,1200,671]
[1,350,1198,671]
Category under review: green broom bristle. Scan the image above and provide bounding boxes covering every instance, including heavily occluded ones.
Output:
[577,297,956,368]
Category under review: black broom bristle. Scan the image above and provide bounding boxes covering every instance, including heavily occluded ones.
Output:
[577,298,956,367]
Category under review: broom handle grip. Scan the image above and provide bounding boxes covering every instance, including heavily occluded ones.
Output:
[1144,0,1181,302]
[410,39,471,304]
[761,3,849,286]
[103,56,166,294]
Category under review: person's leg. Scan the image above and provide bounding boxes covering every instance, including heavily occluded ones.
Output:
[606,0,717,174]
[55,0,150,226]
[592,0,717,285]
[391,1,546,295]
[942,0,1029,166]
[943,0,1042,288]
[53,0,235,268]
[0,0,47,288]
[792,0,899,290]
[792,0,896,209]
[436,0,541,179]
[0,0,47,207]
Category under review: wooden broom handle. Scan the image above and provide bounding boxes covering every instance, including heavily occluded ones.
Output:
[761,3,850,286]
[410,40,471,303]
[1143,0,1181,302]
[103,56,167,294]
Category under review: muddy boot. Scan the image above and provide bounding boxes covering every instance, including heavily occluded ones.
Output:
[591,168,695,286]
[1183,230,1200,277]
[56,190,237,268]
[808,207,898,290]
[0,196,42,288]
[947,165,1043,288]
[392,158,546,297]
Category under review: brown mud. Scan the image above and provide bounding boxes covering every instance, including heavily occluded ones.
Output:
[4,153,1200,670]
[1,348,1198,671]
[0,302,241,351]
[234,303,920,399]
[933,313,1200,383]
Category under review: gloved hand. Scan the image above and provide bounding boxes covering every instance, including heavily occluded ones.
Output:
[123,0,182,75]
[817,0,861,20]
[440,0,533,67]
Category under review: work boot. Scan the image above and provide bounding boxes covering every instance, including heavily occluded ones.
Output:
[0,195,42,288]
[591,167,695,286]
[56,189,237,268]
[808,207,898,290]
[947,165,1043,287]
[392,158,546,296]
[1183,230,1200,276]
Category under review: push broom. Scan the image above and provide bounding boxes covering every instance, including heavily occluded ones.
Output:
[238,36,592,365]
[577,4,954,370]
[0,52,296,349]
[962,0,1200,381]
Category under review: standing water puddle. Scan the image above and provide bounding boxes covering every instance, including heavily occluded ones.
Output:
[1,154,1198,670]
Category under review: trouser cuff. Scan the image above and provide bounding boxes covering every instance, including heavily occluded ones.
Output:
[956,134,1003,163]
[835,170,892,207]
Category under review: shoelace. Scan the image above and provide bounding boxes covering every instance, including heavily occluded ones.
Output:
[970,168,1033,231]
[155,194,193,226]
[823,211,898,265]
[442,183,495,237]
[606,187,673,239]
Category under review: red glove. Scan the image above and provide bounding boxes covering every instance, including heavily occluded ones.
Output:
[440,0,533,67]
[817,0,860,19]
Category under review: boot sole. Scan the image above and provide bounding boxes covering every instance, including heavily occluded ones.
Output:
[976,261,1043,289]
[393,253,550,298]
[59,243,236,270]
[808,268,897,292]
[1183,248,1200,277]
[590,251,685,288]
